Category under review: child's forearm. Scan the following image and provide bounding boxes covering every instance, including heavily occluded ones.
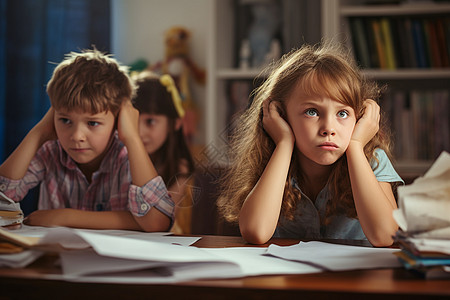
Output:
[346,143,398,247]
[132,208,171,232]
[239,140,293,244]
[24,209,143,230]
[126,135,158,186]
[0,127,47,180]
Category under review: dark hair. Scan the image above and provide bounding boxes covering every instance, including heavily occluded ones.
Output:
[132,72,194,184]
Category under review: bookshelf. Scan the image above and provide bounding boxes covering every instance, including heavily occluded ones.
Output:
[205,0,449,180]
[205,0,321,167]
[322,0,450,180]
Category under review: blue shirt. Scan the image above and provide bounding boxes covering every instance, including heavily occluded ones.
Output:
[273,149,404,240]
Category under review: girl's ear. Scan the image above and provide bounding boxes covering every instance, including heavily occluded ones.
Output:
[175,118,183,131]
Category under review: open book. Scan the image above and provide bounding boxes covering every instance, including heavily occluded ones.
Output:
[0,191,23,227]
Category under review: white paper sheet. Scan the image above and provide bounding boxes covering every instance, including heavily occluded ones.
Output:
[205,247,322,276]
[0,250,44,268]
[57,246,321,283]
[266,241,401,271]
[0,226,199,267]
[393,151,450,238]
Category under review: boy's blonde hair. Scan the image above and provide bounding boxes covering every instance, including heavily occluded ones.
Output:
[46,47,136,116]
[217,43,394,224]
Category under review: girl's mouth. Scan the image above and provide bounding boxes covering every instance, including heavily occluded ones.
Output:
[318,142,338,151]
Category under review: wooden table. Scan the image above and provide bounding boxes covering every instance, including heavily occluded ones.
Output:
[0,235,449,299]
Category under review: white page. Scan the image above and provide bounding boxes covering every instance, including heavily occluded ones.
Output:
[266,241,401,271]
[34,227,199,250]
[0,249,44,268]
[58,246,321,284]
[204,247,322,276]
[59,247,243,283]
[60,248,175,277]
[56,260,243,284]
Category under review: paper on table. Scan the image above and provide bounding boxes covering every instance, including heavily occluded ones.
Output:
[393,151,450,239]
[0,250,44,268]
[0,226,200,268]
[58,246,322,283]
[266,241,401,271]
[205,247,322,276]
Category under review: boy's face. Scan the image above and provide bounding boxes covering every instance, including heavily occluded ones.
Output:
[285,85,356,169]
[54,109,115,169]
[138,113,170,155]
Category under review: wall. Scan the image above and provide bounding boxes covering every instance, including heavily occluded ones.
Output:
[111,0,210,145]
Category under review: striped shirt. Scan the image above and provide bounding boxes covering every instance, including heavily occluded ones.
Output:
[0,135,175,223]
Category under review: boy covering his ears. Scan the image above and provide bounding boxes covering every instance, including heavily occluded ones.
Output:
[0,48,174,231]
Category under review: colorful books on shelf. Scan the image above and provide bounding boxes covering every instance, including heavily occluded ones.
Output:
[349,16,450,69]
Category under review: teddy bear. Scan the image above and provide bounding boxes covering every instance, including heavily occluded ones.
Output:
[149,26,206,145]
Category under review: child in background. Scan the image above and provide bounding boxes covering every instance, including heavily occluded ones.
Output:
[132,71,195,234]
[217,43,404,246]
[0,48,174,231]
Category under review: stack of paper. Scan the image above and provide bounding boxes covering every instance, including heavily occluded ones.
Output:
[393,151,450,279]
[0,192,23,227]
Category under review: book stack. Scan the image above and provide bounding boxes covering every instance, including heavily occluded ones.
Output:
[349,16,450,69]
[393,151,450,279]
[394,232,450,279]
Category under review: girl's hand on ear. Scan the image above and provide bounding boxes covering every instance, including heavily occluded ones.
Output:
[262,99,295,146]
[117,100,140,145]
[350,99,380,148]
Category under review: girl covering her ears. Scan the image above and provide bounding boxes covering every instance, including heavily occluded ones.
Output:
[132,71,195,234]
[217,43,404,246]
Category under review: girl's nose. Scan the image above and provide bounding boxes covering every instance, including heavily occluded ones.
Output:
[320,116,336,137]
[321,129,336,136]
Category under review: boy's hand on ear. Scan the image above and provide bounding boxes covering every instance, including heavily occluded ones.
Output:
[350,99,380,148]
[262,99,295,147]
[117,100,140,145]
[34,107,57,142]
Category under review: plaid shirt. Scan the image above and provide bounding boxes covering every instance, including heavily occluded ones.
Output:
[0,135,174,222]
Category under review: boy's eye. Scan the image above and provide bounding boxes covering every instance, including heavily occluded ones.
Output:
[337,110,349,119]
[88,121,100,127]
[305,108,318,117]
[59,118,71,125]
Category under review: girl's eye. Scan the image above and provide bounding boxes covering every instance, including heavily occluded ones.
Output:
[337,110,349,119]
[305,108,318,117]
[145,119,156,126]
[88,121,100,127]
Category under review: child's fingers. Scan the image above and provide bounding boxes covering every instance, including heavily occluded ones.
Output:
[362,99,380,121]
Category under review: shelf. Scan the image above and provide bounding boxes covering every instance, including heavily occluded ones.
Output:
[362,69,450,80]
[341,3,450,16]
[393,159,433,177]
[216,68,266,80]
[217,68,450,80]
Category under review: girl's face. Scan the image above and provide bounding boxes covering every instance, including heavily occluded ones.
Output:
[54,109,115,170]
[285,83,357,168]
[138,113,170,155]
